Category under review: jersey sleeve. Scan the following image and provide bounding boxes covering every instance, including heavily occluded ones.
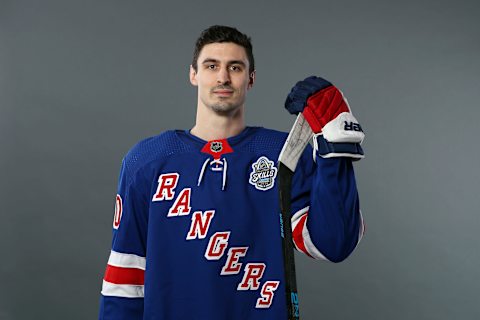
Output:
[290,140,365,263]
[99,158,149,320]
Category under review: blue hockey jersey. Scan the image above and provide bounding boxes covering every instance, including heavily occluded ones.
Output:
[99,127,364,320]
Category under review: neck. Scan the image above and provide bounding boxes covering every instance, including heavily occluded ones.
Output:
[190,104,245,141]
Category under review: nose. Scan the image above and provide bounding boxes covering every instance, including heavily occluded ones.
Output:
[217,67,231,84]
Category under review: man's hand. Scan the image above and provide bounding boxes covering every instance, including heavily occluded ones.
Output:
[285,76,365,159]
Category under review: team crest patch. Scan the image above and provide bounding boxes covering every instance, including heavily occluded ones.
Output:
[210,141,223,153]
[249,156,278,191]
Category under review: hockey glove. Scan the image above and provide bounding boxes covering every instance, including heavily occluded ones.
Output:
[285,76,365,159]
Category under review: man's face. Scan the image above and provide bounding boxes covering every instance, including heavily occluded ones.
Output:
[190,42,255,115]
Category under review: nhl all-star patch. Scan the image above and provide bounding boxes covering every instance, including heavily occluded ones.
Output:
[249,156,278,191]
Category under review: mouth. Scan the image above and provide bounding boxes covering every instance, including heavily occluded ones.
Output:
[212,90,234,97]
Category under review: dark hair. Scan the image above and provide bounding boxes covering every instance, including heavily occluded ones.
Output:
[192,25,255,74]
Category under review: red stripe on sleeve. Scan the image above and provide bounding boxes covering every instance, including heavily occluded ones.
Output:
[292,214,313,258]
[104,265,145,285]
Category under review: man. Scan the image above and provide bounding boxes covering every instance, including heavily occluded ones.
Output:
[99,25,365,320]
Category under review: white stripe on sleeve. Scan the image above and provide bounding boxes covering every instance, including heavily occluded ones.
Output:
[101,280,144,298]
[108,250,146,270]
[291,206,309,231]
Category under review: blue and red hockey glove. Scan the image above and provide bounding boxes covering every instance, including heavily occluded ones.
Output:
[285,76,365,159]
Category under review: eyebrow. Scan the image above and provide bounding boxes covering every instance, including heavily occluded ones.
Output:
[201,58,246,67]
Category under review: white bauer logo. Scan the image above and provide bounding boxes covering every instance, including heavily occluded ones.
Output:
[249,156,278,191]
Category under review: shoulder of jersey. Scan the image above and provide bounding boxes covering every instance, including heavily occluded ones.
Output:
[123,130,194,174]
[249,127,288,151]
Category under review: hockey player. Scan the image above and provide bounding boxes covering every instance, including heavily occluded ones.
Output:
[99,25,365,320]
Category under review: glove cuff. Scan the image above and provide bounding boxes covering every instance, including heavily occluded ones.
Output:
[313,134,365,160]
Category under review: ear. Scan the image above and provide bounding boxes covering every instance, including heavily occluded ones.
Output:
[189,65,198,86]
[247,70,256,90]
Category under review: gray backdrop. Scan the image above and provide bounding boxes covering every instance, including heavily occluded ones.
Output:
[1,0,479,319]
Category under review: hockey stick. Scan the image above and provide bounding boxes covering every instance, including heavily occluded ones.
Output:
[278,113,314,320]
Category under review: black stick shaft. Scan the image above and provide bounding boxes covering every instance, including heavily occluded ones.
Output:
[278,162,300,320]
